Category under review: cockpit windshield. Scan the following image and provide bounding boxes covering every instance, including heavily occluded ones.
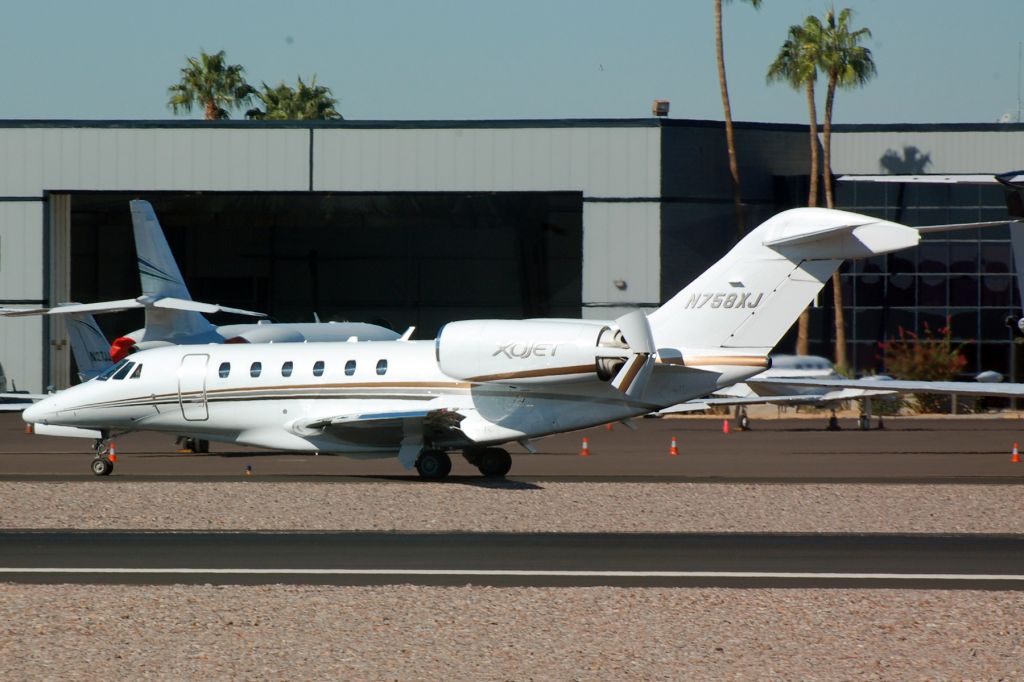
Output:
[96,359,130,381]
[112,361,136,380]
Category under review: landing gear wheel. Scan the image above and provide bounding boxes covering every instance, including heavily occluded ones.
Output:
[478,448,512,478]
[177,437,210,453]
[738,412,750,431]
[858,414,870,431]
[415,450,452,480]
[91,457,113,476]
[827,411,841,431]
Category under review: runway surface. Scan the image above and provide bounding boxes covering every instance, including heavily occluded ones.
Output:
[2,530,1022,589]
[3,412,1023,482]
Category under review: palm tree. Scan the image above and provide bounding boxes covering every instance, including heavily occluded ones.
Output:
[817,8,876,371]
[715,0,762,239]
[167,50,255,120]
[246,76,342,120]
[767,17,822,355]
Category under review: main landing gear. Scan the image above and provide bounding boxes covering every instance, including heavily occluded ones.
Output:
[463,448,513,478]
[413,447,514,480]
[414,449,452,480]
[91,439,114,476]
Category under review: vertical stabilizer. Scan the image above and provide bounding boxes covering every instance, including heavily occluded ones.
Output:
[129,200,215,341]
[64,313,113,381]
[648,208,919,355]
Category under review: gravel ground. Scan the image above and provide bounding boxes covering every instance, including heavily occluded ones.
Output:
[3,481,1023,680]
[1,481,1022,533]
[1,584,1022,681]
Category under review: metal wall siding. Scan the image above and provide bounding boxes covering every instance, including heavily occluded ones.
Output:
[0,202,44,299]
[0,201,45,393]
[0,128,310,194]
[581,201,660,306]
[312,127,659,197]
[0,316,44,392]
[830,130,1024,175]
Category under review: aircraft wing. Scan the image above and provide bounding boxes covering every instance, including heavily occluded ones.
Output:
[658,389,896,414]
[764,377,1024,398]
[0,392,46,411]
[290,407,469,469]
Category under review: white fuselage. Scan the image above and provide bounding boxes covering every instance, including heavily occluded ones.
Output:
[24,340,760,457]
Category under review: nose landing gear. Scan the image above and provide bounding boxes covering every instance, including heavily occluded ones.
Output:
[91,438,115,476]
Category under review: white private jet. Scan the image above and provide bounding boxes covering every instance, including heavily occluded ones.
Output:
[21,206,1021,478]
[0,200,400,363]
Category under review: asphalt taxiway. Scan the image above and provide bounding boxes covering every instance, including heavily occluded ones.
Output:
[2,530,1022,589]
[2,412,1023,482]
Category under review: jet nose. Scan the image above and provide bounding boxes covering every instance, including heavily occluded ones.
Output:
[22,396,56,424]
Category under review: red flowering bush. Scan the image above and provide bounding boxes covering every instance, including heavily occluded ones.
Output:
[878,319,969,413]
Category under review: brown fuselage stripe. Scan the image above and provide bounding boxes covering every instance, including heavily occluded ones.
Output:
[466,364,596,383]
[659,356,770,368]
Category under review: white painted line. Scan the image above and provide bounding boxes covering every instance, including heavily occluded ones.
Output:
[0,568,1022,581]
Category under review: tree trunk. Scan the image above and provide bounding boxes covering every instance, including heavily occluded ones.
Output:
[795,80,820,356]
[204,100,218,120]
[805,81,819,208]
[823,77,847,371]
[715,0,745,240]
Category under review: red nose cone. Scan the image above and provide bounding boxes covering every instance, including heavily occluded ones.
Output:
[110,337,136,362]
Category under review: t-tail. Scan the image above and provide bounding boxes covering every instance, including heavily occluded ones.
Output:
[128,199,218,343]
[647,207,920,359]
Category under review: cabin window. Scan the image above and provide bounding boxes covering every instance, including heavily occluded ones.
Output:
[218,362,231,378]
[281,361,293,377]
[345,360,356,376]
[313,360,325,377]
[250,362,262,378]
[96,359,129,381]
[112,361,135,380]
[376,359,388,376]
[129,364,143,379]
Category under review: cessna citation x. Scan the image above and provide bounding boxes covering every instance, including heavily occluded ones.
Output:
[20,207,985,478]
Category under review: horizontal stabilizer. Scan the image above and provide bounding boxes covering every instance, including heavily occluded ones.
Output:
[152,297,266,318]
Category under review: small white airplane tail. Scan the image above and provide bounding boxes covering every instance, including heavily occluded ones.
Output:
[648,207,920,356]
[64,312,113,381]
[128,200,218,342]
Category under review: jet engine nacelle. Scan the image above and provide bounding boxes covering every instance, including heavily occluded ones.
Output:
[436,319,628,384]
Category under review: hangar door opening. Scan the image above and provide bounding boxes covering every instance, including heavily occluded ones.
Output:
[69,192,583,343]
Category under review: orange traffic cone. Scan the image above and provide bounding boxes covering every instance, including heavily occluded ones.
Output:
[107,442,117,463]
[580,437,591,457]
[669,436,679,456]
[605,422,614,431]
[1013,442,1021,463]
[24,423,32,434]
[722,419,730,435]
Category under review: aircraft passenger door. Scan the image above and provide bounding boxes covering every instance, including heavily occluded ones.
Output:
[178,354,209,421]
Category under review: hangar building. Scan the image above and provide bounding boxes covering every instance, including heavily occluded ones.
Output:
[0,119,1021,392]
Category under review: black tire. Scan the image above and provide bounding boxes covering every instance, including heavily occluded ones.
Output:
[478,448,512,478]
[858,415,870,431]
[91,458,113,476]
[415,450,451,480]
[196,439,210,454]
[738,414,750,431]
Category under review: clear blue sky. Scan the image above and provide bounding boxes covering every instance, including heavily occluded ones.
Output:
[2,0,1022,124]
